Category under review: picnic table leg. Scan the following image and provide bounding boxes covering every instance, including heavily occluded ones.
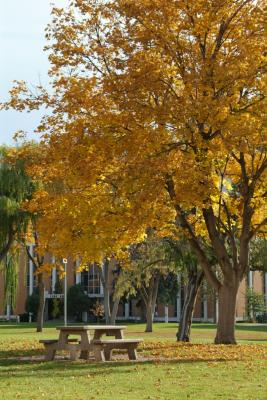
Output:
[80,350,89,359]
[70,348,80,361]
[94,346,105,362]
[128,347,137,361]
[58,331,68,347]
[104,347,112,361]
[45,348,56,361]
[80,331,91,360]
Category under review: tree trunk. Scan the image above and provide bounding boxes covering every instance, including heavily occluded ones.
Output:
[36,273,45,333]
[110,298,120,325]
[145,302,154,332]
[143,274,160,333]
[177,269,204,342]
[98,260,111,324]
[215,282,239,344]
[103,284,111,324]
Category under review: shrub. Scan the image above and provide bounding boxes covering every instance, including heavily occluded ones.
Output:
[246,288,267,322]
[67,284,92,321]
[19,313,31,322]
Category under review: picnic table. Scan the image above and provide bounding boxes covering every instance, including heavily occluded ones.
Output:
[39,325,142,362]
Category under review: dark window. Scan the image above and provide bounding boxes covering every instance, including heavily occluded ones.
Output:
[81,270,89,293]
[88,265,101,295]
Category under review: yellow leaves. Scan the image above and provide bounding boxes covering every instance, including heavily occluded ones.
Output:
[140,342,267,362]
[2,337,266,364]
[36,262,65,278]
[3,0,266,267]
[76,263,89,273]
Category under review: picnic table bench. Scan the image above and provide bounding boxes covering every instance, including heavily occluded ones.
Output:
[39,325,143,362]
[39,338,79,361]
[93,338,143,361]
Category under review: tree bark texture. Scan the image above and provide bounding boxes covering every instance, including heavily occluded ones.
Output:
[215,282,239,344]
[145,303,154,332]
[177,268,204,342]
[110,297,120,325]
[98,260,111,324]
[140,274,160,333]
[36,273,45,333]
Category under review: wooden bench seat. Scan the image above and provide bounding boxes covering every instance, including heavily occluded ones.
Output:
[92,339,143,361]
[39,338,79,361]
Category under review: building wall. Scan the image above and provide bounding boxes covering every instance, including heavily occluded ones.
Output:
[1,249,266,322]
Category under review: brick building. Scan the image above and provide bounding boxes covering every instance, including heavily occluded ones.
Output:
[1,245,267,323]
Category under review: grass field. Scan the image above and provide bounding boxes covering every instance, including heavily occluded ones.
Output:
[0,322,266,400]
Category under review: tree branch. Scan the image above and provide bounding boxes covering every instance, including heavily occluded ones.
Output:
[165,175,221,291]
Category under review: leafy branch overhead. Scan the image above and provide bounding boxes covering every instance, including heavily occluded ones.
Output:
[2,0,266,344]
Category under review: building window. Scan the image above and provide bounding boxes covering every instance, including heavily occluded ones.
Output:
[88,264,101,295]
[81,264,102,296]
[81,270,89,292]
[26,246,37,290]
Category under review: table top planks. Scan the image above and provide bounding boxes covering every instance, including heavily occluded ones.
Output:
[56,325,126,331]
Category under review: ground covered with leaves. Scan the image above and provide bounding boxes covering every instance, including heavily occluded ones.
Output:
[0,323,266,399]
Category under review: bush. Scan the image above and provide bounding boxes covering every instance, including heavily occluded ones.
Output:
[256,313,267,323]
[19,313,31,322]
[246,288,267,322]
[90,300,105,323]
[67,284,92,321]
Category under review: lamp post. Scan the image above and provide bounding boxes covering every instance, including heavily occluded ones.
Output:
[63,258,68,326]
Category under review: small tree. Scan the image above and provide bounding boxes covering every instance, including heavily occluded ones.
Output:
[115,232,178,332]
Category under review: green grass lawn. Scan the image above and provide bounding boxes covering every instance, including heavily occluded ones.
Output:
[0,322,266,400]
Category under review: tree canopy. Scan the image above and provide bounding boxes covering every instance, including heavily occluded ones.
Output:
[3,0,266,343]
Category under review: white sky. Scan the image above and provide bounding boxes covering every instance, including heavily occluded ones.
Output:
[0,0,68,146]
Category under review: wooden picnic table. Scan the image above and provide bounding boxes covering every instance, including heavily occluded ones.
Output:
[40,325,141,362]
[40,325,126,361]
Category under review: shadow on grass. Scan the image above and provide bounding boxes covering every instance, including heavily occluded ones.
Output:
[190,323,267,333]
[0,349,43,361]
[236,324,267,332]
[0,356,255,378]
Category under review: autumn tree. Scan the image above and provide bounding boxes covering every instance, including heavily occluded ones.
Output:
[4,0,266,344]
[115,233,178,332]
